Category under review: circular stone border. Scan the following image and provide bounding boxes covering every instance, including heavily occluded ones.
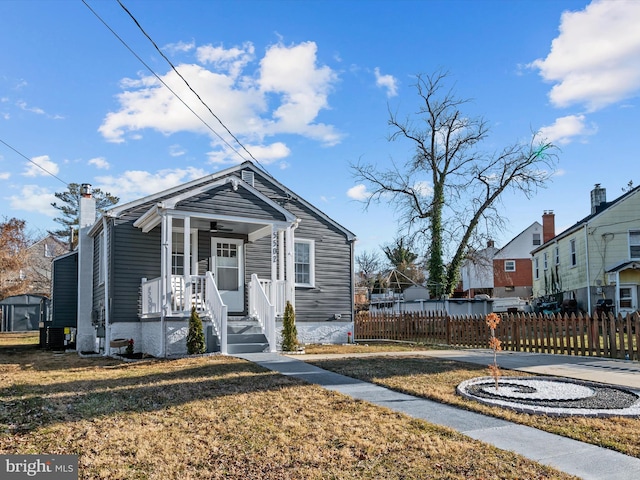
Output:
[457,376,640,417]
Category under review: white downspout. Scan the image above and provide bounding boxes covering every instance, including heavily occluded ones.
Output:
[584,224,592,314]
[102,217,110,356]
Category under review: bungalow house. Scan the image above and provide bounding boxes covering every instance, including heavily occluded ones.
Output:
[531,184,640,315]
[54,161,356,357]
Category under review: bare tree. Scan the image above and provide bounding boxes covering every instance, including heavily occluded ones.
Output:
[355,250,382,287]
[352,71,557,296]
[0,217,30,300]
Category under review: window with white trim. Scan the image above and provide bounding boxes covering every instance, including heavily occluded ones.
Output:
[44,243,54,258]
[534,257,539,280]
[570,239,577,266]
[532,233,541,246]
[543,252,548,270]
[629,230,640,259]
[171,228,198,275]
[294,239,315,287]
[504,260,516,272]
[554,246,560,265]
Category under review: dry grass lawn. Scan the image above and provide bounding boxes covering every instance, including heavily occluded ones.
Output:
[0,334,577,479]
[305,345,640,459]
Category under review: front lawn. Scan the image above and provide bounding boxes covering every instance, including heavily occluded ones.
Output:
[0,335,575,479]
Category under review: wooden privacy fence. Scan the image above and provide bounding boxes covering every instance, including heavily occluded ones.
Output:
[355,311,640,360]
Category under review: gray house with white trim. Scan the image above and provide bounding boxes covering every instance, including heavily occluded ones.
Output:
[59,162,356,357]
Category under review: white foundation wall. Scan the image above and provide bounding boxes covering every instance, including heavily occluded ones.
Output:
[275,321,353,348]
[106,322,142,356]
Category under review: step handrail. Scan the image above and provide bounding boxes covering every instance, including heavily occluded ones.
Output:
[250,274,277,352]
[205,272,228,354]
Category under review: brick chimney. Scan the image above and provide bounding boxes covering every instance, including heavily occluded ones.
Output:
[591,184,607,214]
[542,210,555,243]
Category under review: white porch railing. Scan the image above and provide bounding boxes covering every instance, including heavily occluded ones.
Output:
[204,272,228,355]
[170,275,207,313]
[258,278,286,316]
[250,274,276,353]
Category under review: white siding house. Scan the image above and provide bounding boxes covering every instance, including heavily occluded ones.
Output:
[532,184,640,315]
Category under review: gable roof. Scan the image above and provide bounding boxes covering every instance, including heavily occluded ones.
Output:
[101,161,356,241]
[532,184,640,254]
[494,221,542,259]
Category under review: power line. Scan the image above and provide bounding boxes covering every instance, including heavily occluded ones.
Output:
[0,138,68,186]
[82,0,268,174]
[116,0,267,173]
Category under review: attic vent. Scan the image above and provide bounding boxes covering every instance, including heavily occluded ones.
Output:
[241,170,255,187]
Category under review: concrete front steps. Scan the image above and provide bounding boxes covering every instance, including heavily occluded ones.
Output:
[226,318,269,354]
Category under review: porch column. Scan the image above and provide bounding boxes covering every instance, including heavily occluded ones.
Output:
[183,216,191,311]
[278,229,285,283]
[269,227,277,305]
[162,214,173,315]
[285,225,295,309]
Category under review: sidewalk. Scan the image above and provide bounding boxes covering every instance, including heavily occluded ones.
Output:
[300,348,640,389]
[236,351,640,480]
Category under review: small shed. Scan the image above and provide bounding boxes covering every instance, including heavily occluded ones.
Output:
[0,294,49,332]
[44,251,79,349]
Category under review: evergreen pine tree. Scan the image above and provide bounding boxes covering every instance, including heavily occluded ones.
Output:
[281,301,299,352]
[186,307,206,354]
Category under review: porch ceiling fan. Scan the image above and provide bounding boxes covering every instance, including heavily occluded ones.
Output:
[209,221,233,233]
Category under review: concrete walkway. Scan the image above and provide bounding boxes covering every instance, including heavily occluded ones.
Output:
[236,350,640,480]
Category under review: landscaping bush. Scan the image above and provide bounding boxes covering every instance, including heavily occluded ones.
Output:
[281,301,299,352]
[187,307,206,354]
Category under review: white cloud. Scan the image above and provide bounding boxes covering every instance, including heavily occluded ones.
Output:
[169,144,186,157]
[99,40,342,156]
[413,180,433,197]
[347,184,371,200]
[206,141,290,165]
[374,67,398,97]
[539,115,598,145]
[530,0,640,111]
[16,100,44,115]
[0,172,10,180]
[196,42,255,78]
[164,40,195,55]
[95,167,208,202]
[88,157,110,169]
[8,185,57,217]
[22,155,59,177]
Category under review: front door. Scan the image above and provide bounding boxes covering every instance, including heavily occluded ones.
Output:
[211,238,244,312]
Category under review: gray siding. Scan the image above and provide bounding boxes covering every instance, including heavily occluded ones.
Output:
[110,221,162,323]
[177,184,287,221]
[251,174,355,323]
[51,253,78,328]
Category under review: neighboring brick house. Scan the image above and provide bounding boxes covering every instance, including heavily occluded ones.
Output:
[531,184,640,315]
[492,213,554,299]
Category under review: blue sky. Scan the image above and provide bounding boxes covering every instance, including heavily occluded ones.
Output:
[1,0,639,261]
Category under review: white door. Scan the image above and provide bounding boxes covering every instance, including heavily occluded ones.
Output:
[211,238,244,312]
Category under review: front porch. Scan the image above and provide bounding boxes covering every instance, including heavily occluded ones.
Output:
[131,185,300,356]
[139,273,288,354]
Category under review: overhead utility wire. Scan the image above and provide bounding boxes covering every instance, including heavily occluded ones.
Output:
[82,0,251,165]
[115,0,266,172]
[0,138,68,186]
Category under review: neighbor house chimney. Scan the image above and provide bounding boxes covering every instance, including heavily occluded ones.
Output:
[542,210,555,243]
[487,239,495,248]
[591,184,607,214]
[78,183,96,228]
